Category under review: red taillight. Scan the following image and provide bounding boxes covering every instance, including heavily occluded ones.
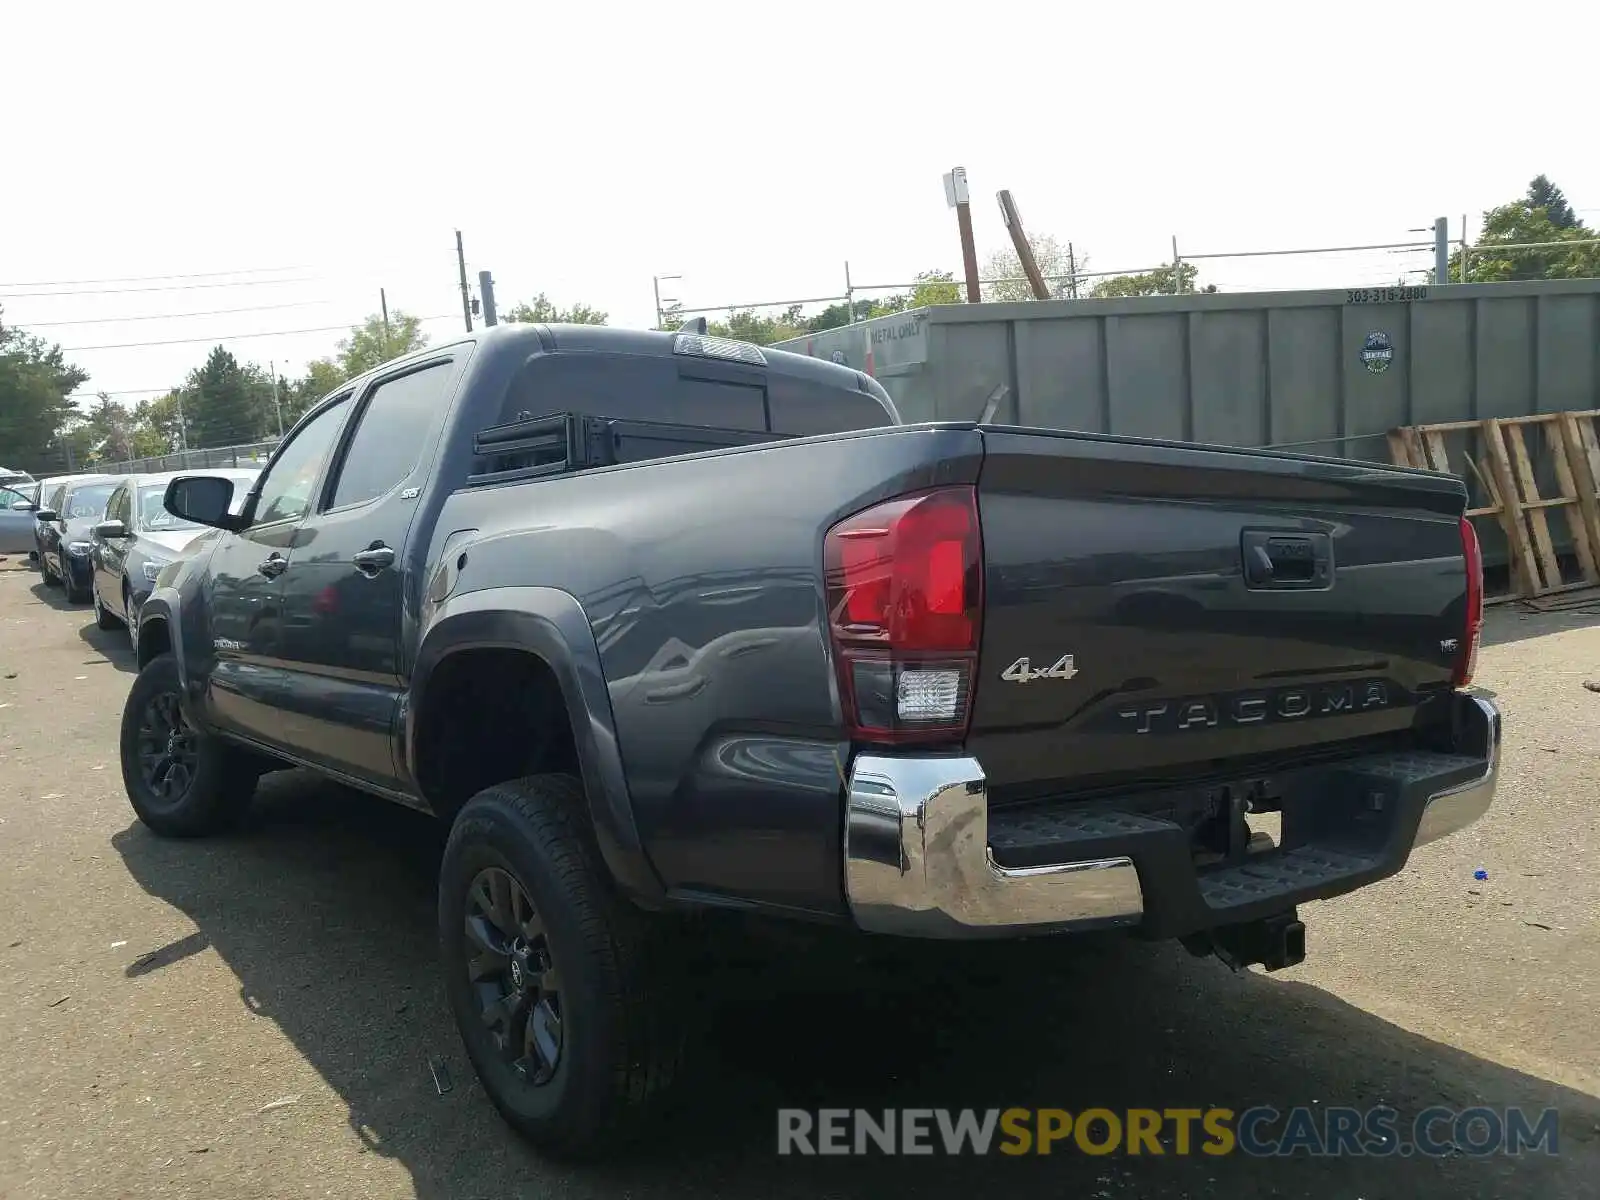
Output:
[824,486,982,744]
[1455,515,1483,688]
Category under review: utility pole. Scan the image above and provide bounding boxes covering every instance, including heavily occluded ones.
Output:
[1171,235,1183,294]
[455,230,473,332]
[1460,214,1469,283]
[996,190,1050,300]
[269,360,283,438]
[1067,242,1079,298]
[380,288,391,357]
[478,271,498,326]
[1434,217,1450,286]
[944,168,983,303]
[176,389,188,453]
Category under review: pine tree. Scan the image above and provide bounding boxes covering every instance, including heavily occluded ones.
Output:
[1526,175,1579,229]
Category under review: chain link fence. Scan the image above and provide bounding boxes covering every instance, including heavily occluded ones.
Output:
[99,440,279,475]
[15,439,280,484]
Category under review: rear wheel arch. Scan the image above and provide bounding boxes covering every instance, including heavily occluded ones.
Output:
[410,592,663,907]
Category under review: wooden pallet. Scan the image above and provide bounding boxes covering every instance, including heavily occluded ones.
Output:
[1388,410,1600,602]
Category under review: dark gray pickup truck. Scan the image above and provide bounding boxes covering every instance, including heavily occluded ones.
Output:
[120,321,1499,1155]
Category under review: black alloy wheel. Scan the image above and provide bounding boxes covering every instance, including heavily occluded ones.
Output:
[134,689,199,811]
[464,866,565,1087]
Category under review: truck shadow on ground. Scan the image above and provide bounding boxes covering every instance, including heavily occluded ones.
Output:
[112,772,1600,1200]
[77,621,137,673]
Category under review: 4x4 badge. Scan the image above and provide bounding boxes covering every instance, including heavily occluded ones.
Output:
[1001,654,1078,684]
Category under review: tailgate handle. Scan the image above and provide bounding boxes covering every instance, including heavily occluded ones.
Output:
[1241,531,1332,589]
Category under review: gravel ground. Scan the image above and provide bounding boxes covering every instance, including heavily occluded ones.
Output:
[1,558,1597,1199]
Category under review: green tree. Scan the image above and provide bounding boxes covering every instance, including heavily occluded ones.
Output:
[1091,262,1204,298]
[1527,174,1578,229]
[661,305,810,345]
[864,269,964,317]
[0,312,90,470]
[179,347,275,449]
[1450,177,1599,283]
[284,358,346,426]
[337,310,430,377]
[981,235,1087,301]
[714,306,810,345]
[503,294,608,325]
[802,299,878,332]
[80,392,136,463]
[657,269,960,345]
[128,393,181,457]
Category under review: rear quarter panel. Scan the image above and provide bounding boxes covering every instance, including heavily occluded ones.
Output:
[422,425,983,917]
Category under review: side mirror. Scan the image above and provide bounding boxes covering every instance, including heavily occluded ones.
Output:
[165,476,243,532]
[33,509,58,523]
[11,500,35,513]
[93,520,128,540]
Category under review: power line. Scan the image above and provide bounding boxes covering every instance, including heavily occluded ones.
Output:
[67,386,186,398]
[0,265,310,288]
[0,276,323,300]
[18,299,336,327]
[61,314,459,352]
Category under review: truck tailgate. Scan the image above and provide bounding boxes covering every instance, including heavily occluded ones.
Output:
[969,428,1471,799]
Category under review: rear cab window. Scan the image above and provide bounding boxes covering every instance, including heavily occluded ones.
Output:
[500,354,767,432]
[498,351,895,440]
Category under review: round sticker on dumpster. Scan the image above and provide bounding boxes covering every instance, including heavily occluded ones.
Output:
[830,350,847,365]
[1360,330,1394,374]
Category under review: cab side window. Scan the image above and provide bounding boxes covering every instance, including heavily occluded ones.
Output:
[253,398,351,526]
[328,363,452,510]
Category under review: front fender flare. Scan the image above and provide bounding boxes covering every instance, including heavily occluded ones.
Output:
[408,585,665,907]
[134,587,183,677]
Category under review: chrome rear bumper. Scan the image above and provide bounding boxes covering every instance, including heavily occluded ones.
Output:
[843,755,1145,938]
[842,693,1501,939]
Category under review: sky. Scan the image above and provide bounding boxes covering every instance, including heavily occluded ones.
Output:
[3,0,1597,412]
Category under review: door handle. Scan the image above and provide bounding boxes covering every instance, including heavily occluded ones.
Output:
[352,544,395,576]
[258,554,289,578]
[1241,530,1332,589]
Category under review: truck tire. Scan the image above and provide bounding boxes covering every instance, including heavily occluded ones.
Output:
[119,653,259,838]
[439,775,683,1158]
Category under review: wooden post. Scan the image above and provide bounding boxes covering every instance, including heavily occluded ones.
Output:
[944,168,982,303]
[997,190,1050,300]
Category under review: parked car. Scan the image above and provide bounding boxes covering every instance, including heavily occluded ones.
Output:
[119,322,1496,1156]
[0,466,35,490]
[23,474,102,566]
[90,468,260,642]
[0,483,40,556]
[35,475,125,602]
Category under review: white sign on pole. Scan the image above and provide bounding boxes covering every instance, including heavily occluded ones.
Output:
[942,167,970,209]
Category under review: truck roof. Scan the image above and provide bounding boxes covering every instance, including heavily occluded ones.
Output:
[348,322,899,423]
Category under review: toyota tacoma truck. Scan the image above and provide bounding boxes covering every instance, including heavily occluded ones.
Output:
[120,320,1499,1156]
